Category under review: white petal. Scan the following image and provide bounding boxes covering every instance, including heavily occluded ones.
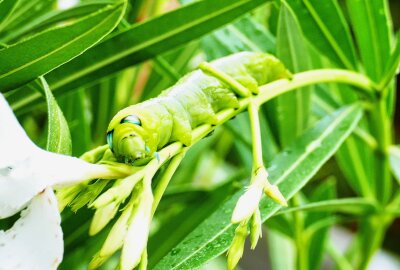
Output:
[0,149,111,218]
[0,188,63,270]
[0,95,112,218]
[0,94,36,168]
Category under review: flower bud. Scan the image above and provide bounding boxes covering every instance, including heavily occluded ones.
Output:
[250,209,262,249]
[227,223,248,270]
[90,201,120,236]
[231,185,262,224]
[264,183,287,207]
[120,184,153,270]
[99,204,133,258]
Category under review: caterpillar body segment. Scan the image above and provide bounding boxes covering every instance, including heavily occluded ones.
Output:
[107,52,290,164]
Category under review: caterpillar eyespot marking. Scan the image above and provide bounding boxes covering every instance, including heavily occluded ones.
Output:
[120,115,141,126]
[106,130,114,150]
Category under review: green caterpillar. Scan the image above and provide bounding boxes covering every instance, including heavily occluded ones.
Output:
[107,52,290,164]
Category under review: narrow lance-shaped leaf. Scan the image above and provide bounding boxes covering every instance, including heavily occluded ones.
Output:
[153,104,363,269]
[202,15,276,60]
[1,0,116,43]
[0,0,20,30]
[45,0,267,93]
[8,0,269,113]
[38,77,72,155]
[8,0,268,113]
[0,0,55,35]
[347,0,393,81]
[380,32,400,89]
[0,2,125,92]
[389,146,400,185]
[272,2,312,147]
[285,0,357,69]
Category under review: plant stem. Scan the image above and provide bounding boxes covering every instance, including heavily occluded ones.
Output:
[255,69,376,106]
[355,89,393,268]
[248,102,264,171]
[292,195,308,270]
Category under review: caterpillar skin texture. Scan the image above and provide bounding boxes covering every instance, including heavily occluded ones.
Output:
[107,52,290,164]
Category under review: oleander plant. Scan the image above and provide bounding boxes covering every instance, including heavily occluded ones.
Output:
[0,0,399,270]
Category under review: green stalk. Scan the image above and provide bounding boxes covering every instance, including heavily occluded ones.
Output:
[355,91,393,269]
[248,102,264,172]
[292,195,308,270]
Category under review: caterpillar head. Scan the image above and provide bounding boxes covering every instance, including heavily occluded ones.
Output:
[107,114,153,165]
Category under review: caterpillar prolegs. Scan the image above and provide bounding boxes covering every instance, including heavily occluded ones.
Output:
[107,52,291,164]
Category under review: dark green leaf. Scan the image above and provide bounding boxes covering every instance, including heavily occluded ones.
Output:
[153,104,363,270]
[0,0,19,30]
[0,2,125,92]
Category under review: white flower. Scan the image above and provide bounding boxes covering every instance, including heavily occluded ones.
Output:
[0,189,63,270]
[0,94,122,270]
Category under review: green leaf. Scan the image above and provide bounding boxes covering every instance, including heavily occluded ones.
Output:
[2,0,115,43]
[153,104,363,269]
[202,15,276,60]
[8,0,269,113]
[285,0,357,69]
[142,42,199,100]
[389,146,400,185]
[59,89,91,156]
[271,2,312,147]
[45,0,267,93]
[0,2,125,92]
[0,0,56,39]
[0,0,19,30]
[380,32,400,89]
[347,0,393,81]
[38,77,72,155]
